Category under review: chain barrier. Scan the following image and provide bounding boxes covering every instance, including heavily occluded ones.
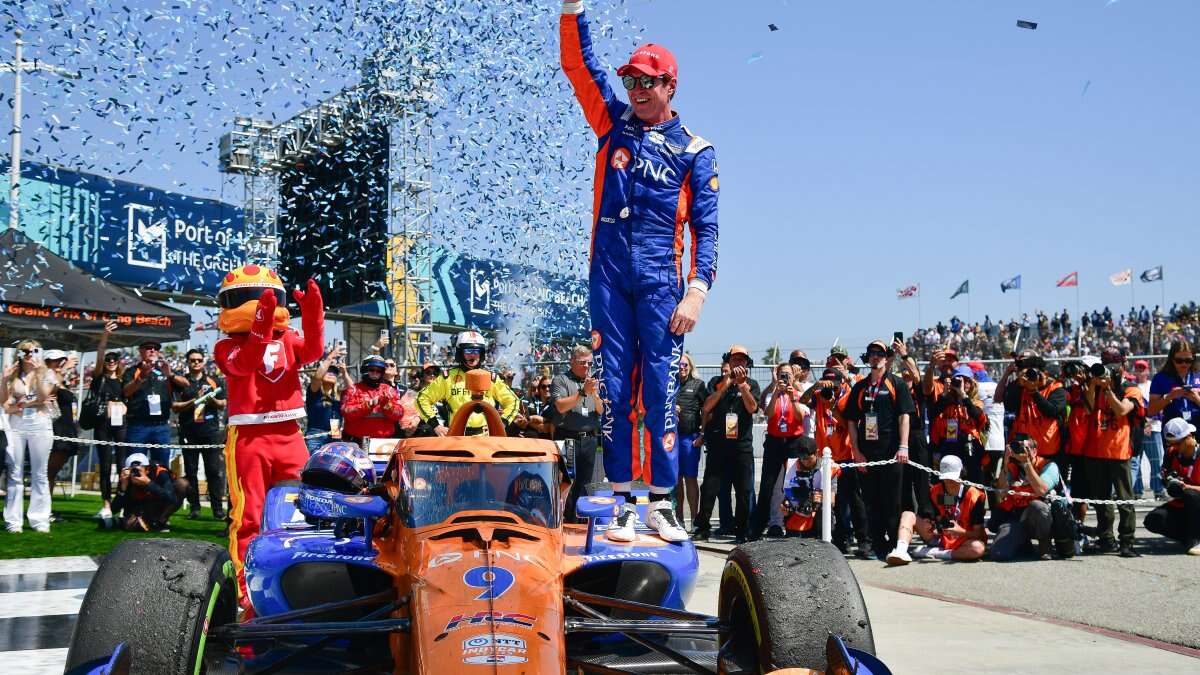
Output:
[8,429,332,450]
[832,456,1156,507]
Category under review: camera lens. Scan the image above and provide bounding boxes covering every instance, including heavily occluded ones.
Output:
[1089,363,1106,378]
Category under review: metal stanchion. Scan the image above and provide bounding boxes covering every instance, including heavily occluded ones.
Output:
[820,446,832,543]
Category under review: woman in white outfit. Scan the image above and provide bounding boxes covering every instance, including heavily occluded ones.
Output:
[2,339,59,532]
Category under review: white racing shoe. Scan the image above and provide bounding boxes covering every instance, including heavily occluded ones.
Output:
[885,547,912,566]
[646,501,689,543]
[606,503,639,542]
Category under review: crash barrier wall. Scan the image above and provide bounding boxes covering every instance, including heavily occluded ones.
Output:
[814,447,1158,544]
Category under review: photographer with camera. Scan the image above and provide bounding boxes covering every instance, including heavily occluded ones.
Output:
[1143,418,1200,554]
[749,360,812,540]
[1062,357,1099,521]
[694,345,760,543]
[844,339,916,560]
[990,436,1069,560]
[886,455,987,565]
[779,445,837,538]
[929,364,988,486]
[111,453,188,532]
[1002,351,1067,464]
[121,340,179,465]
[805,366,868,555]
[1081,348,1143,557]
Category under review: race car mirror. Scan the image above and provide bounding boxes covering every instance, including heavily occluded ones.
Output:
[576,496,623,554]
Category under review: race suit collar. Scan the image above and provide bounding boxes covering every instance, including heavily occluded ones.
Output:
[639,110,680,132]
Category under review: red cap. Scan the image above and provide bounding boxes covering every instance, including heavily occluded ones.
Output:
[1134,359,1150,370]
[617,43,678,80]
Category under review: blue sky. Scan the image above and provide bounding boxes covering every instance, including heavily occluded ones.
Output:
[626,0,1199,360]
[6,0,1198,362]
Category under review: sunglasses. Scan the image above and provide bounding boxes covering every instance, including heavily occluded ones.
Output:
[188,358,205,363]
[19,348,41,357]
[866,350,887,358]
[621,74,669,91]
[104,356,120,363]
[1174,357,1192,365]
[538,384,550,389]
[385,362,397,367]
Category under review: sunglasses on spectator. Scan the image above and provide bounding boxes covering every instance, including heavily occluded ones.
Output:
[188,358,205,363]
[866,350,887,358]
[19,348,41,357]
[104,355,120,363]
[621,74,670,91]
[1174,357,1192,365]
[385,361,397,367]
[538,384,550,389]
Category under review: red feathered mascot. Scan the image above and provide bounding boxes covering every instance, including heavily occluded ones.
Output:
[213,264,324,609]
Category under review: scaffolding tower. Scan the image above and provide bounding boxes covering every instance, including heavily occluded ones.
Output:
[218,53,438,366]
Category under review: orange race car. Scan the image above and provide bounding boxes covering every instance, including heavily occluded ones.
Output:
[64,371,887,675]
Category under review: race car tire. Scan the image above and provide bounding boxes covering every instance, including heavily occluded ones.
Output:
[64,538,238,675]
[717,538,874,671]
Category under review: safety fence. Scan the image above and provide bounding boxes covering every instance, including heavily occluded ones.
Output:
[816,449,1155,543]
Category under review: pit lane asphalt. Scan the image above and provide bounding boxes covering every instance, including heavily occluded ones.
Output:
[690,533,1200,674]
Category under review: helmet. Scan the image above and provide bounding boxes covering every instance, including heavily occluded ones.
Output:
[300,442,374,494]
[455,330,488,366]
[360,355,387,385]
[217,264,289,334]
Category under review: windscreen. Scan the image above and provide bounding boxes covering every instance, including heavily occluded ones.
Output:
[401,461,559,529]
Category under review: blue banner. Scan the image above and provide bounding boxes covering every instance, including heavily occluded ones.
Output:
[0,161,245,296]
[429,247,588,338]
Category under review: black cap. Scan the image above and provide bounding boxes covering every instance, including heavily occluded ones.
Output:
[139,340,162,350]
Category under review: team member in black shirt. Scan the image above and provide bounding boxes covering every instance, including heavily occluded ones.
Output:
[844,339,916,560]
[694,345,761,543]
[86,322,126,522]
[121,340,177,465]
[172,349,227,520]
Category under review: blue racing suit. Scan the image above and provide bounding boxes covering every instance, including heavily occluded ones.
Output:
[560,2,719,489]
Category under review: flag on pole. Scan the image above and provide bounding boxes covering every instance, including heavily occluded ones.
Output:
[1000,275,1021,293]
[1056,271,1078,288]
[896,284,919,300]
[950,279,969,299]
[1140,266,1164,283]
[1110,269,1131,286]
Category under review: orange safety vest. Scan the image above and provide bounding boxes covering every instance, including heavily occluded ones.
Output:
[767,390,806,439]
[1010,381,1064,457]
[814,384,852,461]
[1163,449,1200,510]
[997,455,1049,511]
[929,483,986,550]
[1065,386,1090,457]
[930,400,985,447]
[1084,385,1144,461]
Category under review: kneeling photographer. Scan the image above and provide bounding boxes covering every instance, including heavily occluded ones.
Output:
[886,455,986,565]
[112,453,188,532]
[1143,418,1200,555]
[990,436,1074,560]
[778,445,836,538]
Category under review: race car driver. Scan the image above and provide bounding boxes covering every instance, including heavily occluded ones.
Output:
[415,331,518,435]
[213,264,324,609]
[560,0,719,542]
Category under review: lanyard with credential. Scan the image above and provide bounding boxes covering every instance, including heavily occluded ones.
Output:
[864,376,886,414]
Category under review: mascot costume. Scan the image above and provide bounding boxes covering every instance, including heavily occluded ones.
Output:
[214,264,324,607]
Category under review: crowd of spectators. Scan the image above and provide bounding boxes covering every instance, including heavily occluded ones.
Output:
[4,306,1198,561]
[907,302,1200,364]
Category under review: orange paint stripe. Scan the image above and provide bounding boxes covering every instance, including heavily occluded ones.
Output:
[560,17,613,138]
[224,426,245,582]
[589,139,610,263]
[674,172,692,288]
